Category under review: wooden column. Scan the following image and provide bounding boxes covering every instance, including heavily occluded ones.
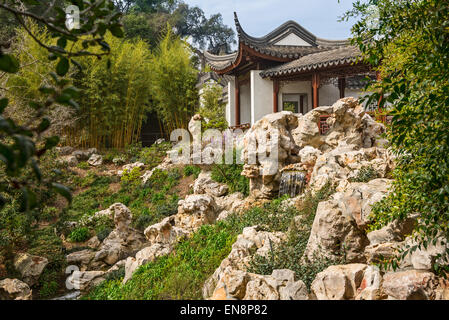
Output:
[273,80,279,113]
[312,73,320,108]
[338,77,346,99]
[235,77,240,126]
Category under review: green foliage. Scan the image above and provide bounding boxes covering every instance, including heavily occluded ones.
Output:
[77,162,90,170]
[121,167,143,187]
[75,33,153,149]
[349,166,378,183]
[183,165,201,179]
[136,142,172,168]
[199,83,228,131]
[345,0,449,273]
[149,27,198,132]
[247,182,341,288]
[0,0,123,213]
[68,227,90,243]
[211,152,249,196]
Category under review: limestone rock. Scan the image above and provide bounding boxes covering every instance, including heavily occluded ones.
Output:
[58,155,78,167]
[215,192,245,214]
[66,249,95,270]
[193,172,229,197]
[0,278,32,300]
[176,194,218,231]
[203,226,286,299]
[87,236,101,249]
[367,216,417,245]
[93,203,147,266]
[383,270,439,300]
[364,242,400,264]
[401,236,449,271]
[144,216,189,246]
[355,266,387,300]
[304,197,369,263]
[87,154,103,166]
[67,270,105,292]
[14,253,48,286]
[311,264,368,300]
[56,146,74,156]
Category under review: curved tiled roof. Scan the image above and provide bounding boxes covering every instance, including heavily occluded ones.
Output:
[204,12,351,72]
[260,46,361,78]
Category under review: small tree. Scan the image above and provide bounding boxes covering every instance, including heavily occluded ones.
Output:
[0,1,123,211]
[199,82,227,131]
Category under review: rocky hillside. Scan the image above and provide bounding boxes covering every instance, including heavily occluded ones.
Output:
[2,98,448,300]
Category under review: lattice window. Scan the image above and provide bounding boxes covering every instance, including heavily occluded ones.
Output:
[319,115,331,135]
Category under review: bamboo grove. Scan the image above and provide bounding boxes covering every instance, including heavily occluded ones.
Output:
[3,22,199,150]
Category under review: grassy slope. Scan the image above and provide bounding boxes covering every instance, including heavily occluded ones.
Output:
[84,183,339,300]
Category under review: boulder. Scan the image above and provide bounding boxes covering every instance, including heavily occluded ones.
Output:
[367,216,417,245]
[355,266,387,300]
[66,249,95,270]
[340,179,392,229]
[13,253,48,286]
[87,154,103,166]
[67,270,105,292]
[382,270,439,300]
[72,150,90,161]
[144,216,189,246]
[93,204,147,266]
[311,264,369,300]
[203,226,286,299]
[304,197,369,263]
[176,194,218,231]
[401,236,449,271]
[87,236,101,249]
[364,242,400,264]
[56,146,74,156]
[58,155,78,167]
[0,278,32,300]
[193,172,229,197]
[215,192,245,214]
[208,269,308,301]
[304,179,392,263]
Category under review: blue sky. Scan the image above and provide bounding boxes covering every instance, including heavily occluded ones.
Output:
[185,0,357,43]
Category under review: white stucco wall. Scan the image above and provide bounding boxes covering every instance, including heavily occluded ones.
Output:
[240,82,251,125]
[251,70,274,124]
[278,80,312,114]
[319,83,341,106]
[273,33,312,46]
[226,78,236,126]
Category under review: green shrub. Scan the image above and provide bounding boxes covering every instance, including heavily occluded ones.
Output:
[68,227,90,243]
[137,142,172,169]
[211,161,249,196]
[349,166,378,183]
[183,165,201,179]
[77,162,90,170]
[121,167,143,187]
